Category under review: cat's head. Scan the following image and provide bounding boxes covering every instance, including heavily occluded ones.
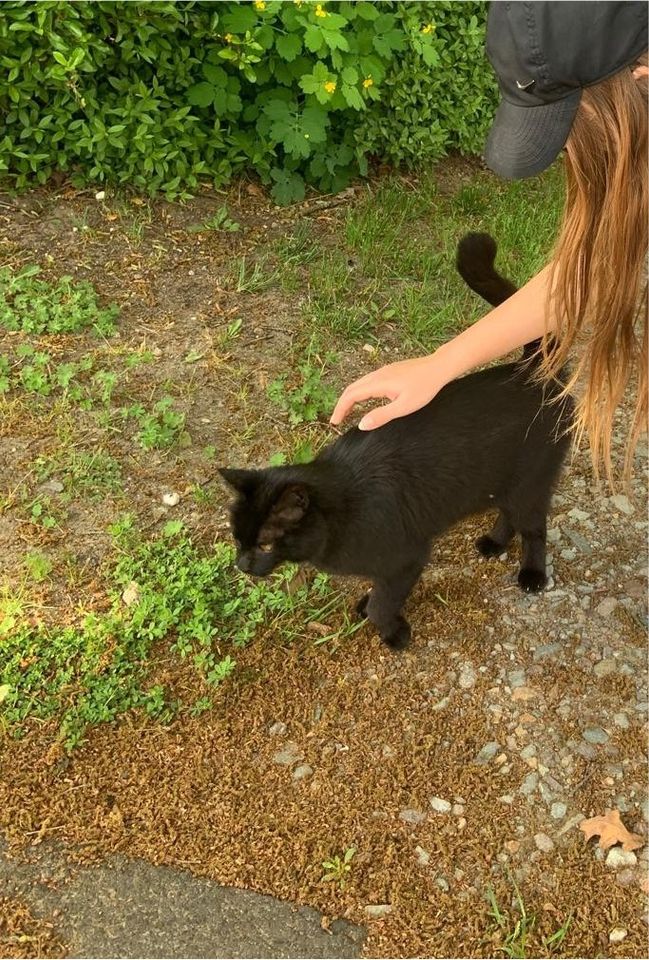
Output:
[219,466,320,577]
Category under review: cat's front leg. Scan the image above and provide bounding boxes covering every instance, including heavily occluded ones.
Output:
[364,561,425,651]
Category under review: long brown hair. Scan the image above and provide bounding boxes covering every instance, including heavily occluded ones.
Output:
[541,55,648,484]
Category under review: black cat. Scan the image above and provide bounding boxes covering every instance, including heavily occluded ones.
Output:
[220,234,573,650]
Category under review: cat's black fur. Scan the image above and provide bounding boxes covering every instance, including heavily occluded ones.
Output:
[221,233,573,650]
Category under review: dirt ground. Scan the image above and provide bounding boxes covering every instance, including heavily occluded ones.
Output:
[0,166,647,958]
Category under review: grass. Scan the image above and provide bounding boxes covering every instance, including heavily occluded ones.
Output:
[0,520,353,750]
[486,874,573,958]
[0,265,118,335]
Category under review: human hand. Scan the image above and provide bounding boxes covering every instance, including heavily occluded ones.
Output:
[330,353,452,430]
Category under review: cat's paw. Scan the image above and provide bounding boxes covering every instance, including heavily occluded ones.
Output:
[476,534,506,558]
[355,592,370,619]
[383,617,411,651]
[517,567,547,593]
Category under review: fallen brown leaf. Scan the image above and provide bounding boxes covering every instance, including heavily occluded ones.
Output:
[579,809,644,851]
[122,581,141,607]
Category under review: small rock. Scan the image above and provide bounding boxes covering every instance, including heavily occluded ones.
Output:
[499,795,515,805]
[292,764,313,781]
[272,742,302,766]
[608,927,628,944]
[162,491,180,506]
[547,527,561,543]
[596,597,617,617]
[435,877,450,892]
[474,741,500,765]
[511,686,539,702]
[594,658,617,678]
[560,548,577,561]
[400,808,426,825]
[558,813,586,836]
[520,772,539,796]
[615,868,637,887]
[452,804,465,816]
[457,817,467,830]
[605,848,637,869]
[568,508,590,521]
[415,846,430,866]
[582,727,609,744]
[95,190,106,201]
[430,797,452,814]
[269,721,287,736]
[365,904,392,919]
[550,802,567,820]
[534,833,554,853]
[508,669,526,688]
[564,528,592,554]
[39,479,64,494]
[458,662,477,689]
[610,494,634,515]
[362,343,376,354]
[533,642,562,660]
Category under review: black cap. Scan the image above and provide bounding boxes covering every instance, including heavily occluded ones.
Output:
[485,1,648,179]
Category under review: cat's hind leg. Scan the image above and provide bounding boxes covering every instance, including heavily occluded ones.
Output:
[476,510,515,557]
[517,514,548,592]
[366,561,425,651]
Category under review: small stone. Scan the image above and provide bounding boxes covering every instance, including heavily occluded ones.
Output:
[534,833,554,853]
[365,904,392,919]
[474,741,500,765]
[583,727,609,744]
[568,508,590,521]
[95,190,106,201]
[292,763,313,781]
[452,804,465,816]
[605,848,637,869]
[499,795,514,805]
[560,548,577,561]
[362,343,376,354]
[613,712,629,729]
[511,686,539,702]
[162,491,180,506]
[596,597,617,617]
[457,817,467,830]
[508,669,526,688]
[550,802,567,820]
[415,845,430,866]
[272,742,302,766]
[594,658,617,678]
[615,868,637,887]
[400,808,426,825]
[430,797,452,814]
[435,877,450,892]
[39,479,64,494]
[608,928,628,944]
[547,527,561,543]
[458,662,477,689]
[505,840,521,854]
[269,721,287,736]
[520,772,539,796]
[533,642,562,660]
[610,494,634,515]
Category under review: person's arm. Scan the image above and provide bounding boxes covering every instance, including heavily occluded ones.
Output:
[330,264,554,430]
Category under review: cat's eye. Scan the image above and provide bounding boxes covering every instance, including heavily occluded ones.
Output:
[258,543,273,554]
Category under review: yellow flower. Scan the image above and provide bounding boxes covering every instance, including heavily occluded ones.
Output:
[293,0,304,5]
[324,80,336,94]
[363,76,373,89]
[315,4,328,18]
[421,23,435,35]
[254,1,266,10]
[224,33,234,42]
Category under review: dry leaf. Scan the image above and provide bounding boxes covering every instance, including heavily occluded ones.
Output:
[307,622,331,637]
[122,581,141,607]
[579,809,644,851]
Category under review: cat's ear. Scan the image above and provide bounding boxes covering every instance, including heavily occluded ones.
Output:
[218,468,259,496]
[260,484,309,538]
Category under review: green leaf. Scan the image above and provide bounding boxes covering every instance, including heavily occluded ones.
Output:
[276,32,302,62]
[341,66,358,85]
[304,24,324,53]
[203,63,227,86]
[186,82,215,108]
[221,7,258,34]
[270,169,305,205]
[341,83,364,110]
[321,30,349,52]
[301,106,328,143]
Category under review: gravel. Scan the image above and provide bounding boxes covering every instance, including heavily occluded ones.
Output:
[430,797,452,814]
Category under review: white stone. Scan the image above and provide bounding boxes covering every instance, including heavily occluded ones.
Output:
[609,928,628,943]
[162,491,180,506]
[430,797,452,814]
[605,848,637,869]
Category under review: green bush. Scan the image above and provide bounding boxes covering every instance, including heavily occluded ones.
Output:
[0,1,497,203]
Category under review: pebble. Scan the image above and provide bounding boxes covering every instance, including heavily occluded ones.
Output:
[610,494,634,515]
[162,491,180,506]
[415,846,431,866]
[550,802,567,820]
[508,669,526,688]
[520,772,539,796]
[563,528,592,554]
[596,597,618,617]
[605,848,637,869]
[269,721,287,736]
[615,868,637,887]
[582,727,609,744]
[568,508,590,521]
[474,741,500,765]
[534,832,554,852]
[292,764,313,781]
[560,548,577,561]
[39,479,64,494]
[430,797,452,814]
[608,928,628,944]
[272,742,302,766]
[533,642,562,660]
[435,877,450,892]
[95,190,106,201]
[458,662,477,689]
[365,904,392,919]
[399,808,426,825]
[594,658,617,678]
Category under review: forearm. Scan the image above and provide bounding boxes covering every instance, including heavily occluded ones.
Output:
[434,264,554,380]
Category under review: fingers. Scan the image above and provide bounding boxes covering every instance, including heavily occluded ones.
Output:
[330,378,393,425]
[358,398,410,431]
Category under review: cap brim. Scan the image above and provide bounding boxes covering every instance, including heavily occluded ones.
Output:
[484,91,581,180]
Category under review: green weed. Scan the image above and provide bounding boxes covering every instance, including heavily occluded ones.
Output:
[268,349,337,426]
[485,875,573,959]
[189,205,240,233]
[127,396,186,449]
[322,847,356,890]
[0,265,118,336]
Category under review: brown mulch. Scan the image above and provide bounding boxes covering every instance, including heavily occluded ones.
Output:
[0,897,66,960]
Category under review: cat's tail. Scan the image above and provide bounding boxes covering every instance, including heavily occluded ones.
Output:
[456,232,541,360]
